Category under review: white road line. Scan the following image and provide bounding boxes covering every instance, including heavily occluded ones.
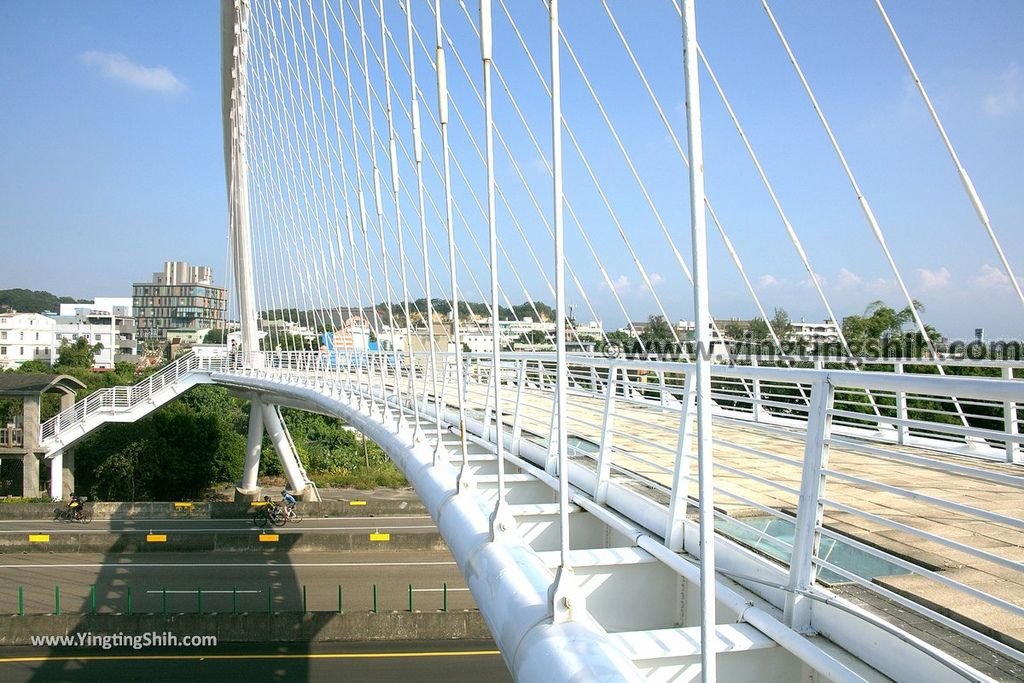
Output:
[0,525,437,535]
[411,588,471,592]
[0,561,458,569]
[0,515,430,524]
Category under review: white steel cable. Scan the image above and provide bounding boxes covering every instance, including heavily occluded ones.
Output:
[434,0,471,475]
[761,0,969,428]
[355,0,400,415]
[480,0,508,525]
[376,0,421,429]
[874,0,1024,314]
[403,0,445,457]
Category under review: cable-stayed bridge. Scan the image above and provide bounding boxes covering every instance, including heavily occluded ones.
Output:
[40,1,1024,680]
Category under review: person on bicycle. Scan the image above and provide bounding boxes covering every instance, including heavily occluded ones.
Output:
[68,494,84,521]
[280,491,296,518]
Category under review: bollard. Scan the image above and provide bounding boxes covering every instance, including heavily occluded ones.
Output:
[372,583,378,614]
[162,587,167,616]
[91,585,96,614]
[443,582,448,613]
[232,586,237,615]
[197,587,202,614]
[55,585,60,616]
[18,586,23,617]
[408,584,413,613]
[338,585,342,614]
[127,586,132,616]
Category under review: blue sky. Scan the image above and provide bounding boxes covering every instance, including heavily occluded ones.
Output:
[1,1,1022,341]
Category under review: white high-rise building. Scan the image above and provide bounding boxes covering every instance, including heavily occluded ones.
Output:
[0,312,56,369]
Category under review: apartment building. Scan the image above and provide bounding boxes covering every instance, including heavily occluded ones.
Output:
[132,262,227,343]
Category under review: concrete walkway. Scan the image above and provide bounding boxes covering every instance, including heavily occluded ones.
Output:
[436,373,1024,656]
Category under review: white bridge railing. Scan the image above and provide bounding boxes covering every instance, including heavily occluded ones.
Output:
[234,349,1024,663]
[36,347,1024,664]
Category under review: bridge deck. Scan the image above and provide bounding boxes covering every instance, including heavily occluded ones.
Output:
[441,372,1024,656]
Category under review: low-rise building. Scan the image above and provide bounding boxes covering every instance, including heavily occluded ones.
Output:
[53,298,137,369]
[0,312,56,369]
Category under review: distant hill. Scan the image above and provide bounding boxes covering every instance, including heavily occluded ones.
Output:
[0,289,89,314]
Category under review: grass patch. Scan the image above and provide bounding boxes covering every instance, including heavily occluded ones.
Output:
[313,462,407,490]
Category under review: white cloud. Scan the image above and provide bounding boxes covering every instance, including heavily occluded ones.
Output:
[916,266,951,291]
[835,268,863,289]
[601,275,631,295]
[983,63,1022,117]
[642,273,664,291]
[81,51,186,94]
[757,274,778,288]
[800,272,826,289]
[866,277,894,294]
[969,263,1010,289]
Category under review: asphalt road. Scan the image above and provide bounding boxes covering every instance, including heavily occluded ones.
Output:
[0,640,511,682]
[0,550,475,614]
[0,515,438,535]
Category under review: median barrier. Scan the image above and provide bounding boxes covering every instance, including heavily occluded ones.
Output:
[0,611,491,645]
[0,497,428,521]
[0,530,448,554]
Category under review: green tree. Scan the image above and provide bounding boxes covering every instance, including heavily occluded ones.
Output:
[723,321,747,341]
[203,328,226,344]
[747,318,770,341]
[841,300,933,358]
[770,308,793,340]
[56,337,102,368]
[515,330,549,346]
[640,315,675,346]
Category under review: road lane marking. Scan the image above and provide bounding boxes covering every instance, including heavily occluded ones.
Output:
[0,525,437,535]
[411,588,470,592]
[0,561,457,569]
[0,515,431,525]
[0,650,502,664]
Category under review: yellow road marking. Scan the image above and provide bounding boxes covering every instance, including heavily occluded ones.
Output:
[0,650,501,664]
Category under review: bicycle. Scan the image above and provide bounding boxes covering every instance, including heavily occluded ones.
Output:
[282,506,302,524]
[252,505,286,528]
[55,506,92,523]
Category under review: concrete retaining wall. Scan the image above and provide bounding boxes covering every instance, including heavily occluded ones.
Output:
[0,498,428,520]
[0,531,447,554]
[0,611,491,645]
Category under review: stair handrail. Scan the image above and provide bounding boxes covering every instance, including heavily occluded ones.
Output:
[39,351,219,443]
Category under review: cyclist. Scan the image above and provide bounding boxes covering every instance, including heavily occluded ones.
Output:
[281,490,297,519]
[68,494,84,521]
